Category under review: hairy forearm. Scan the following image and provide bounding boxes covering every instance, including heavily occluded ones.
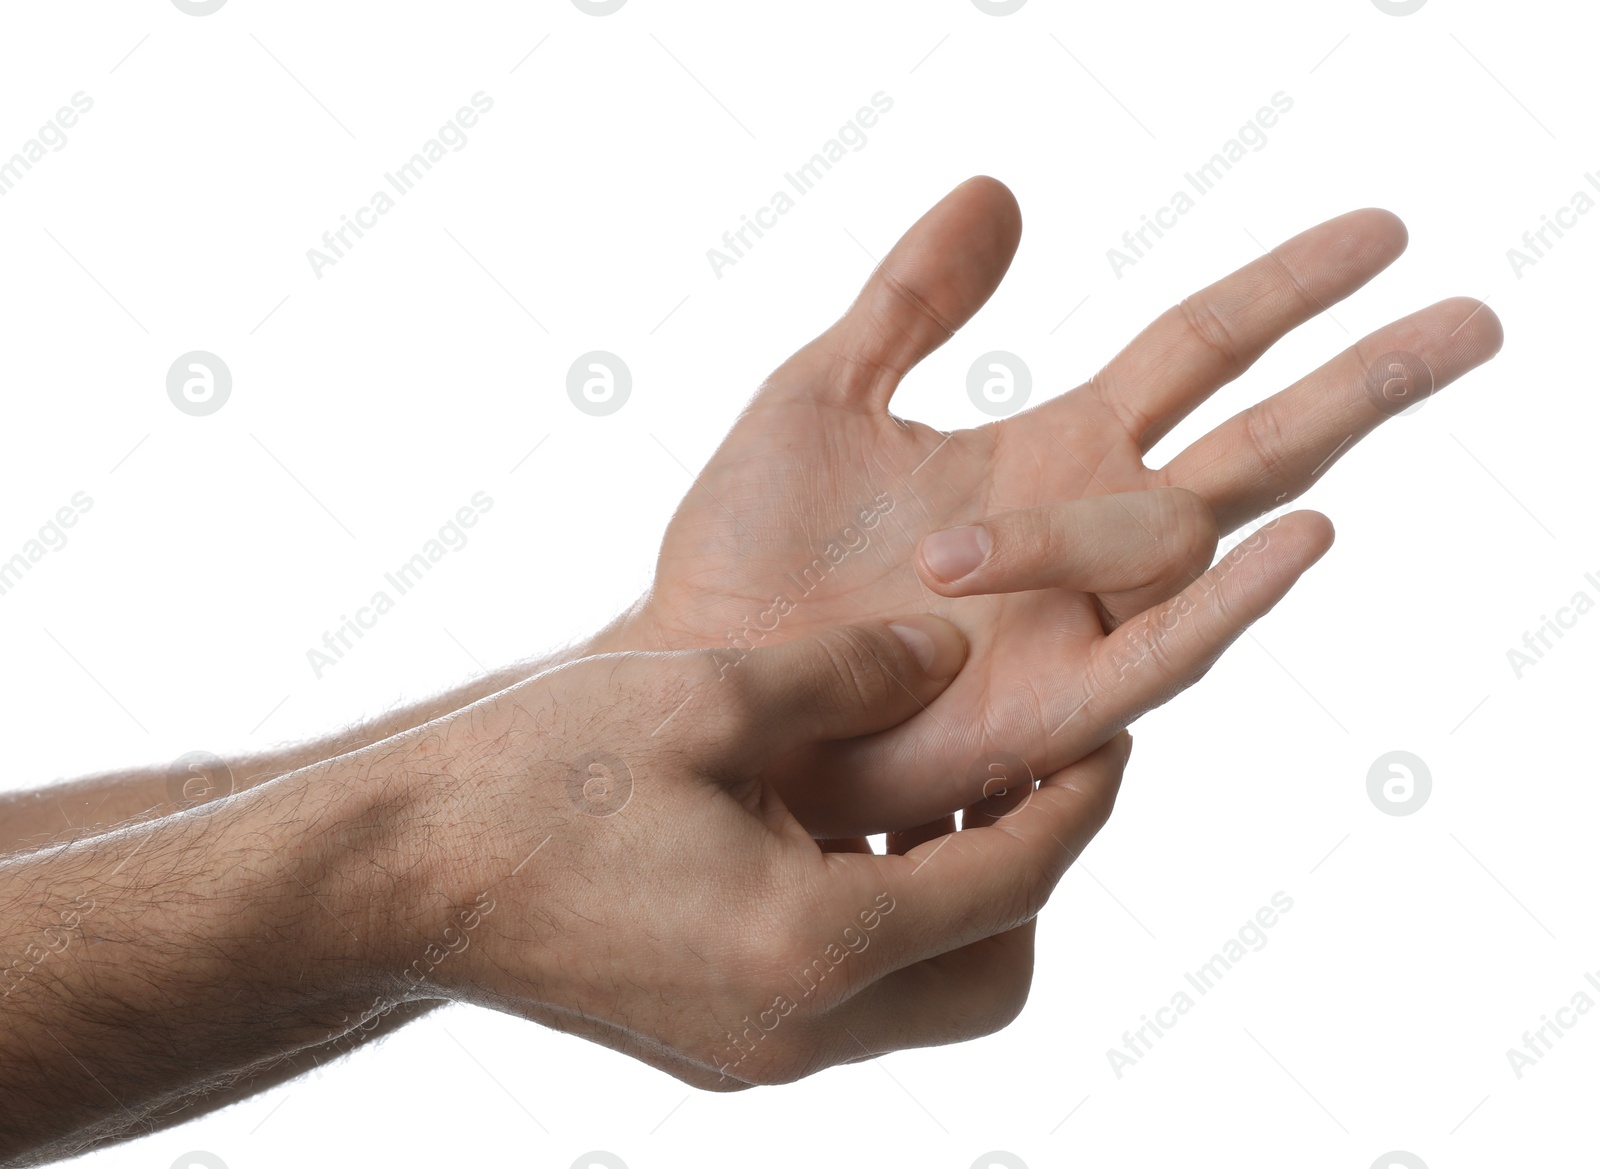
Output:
[120,997,434,1142]
[0,746,419,1165]
[0,638,604,858]
[0,623,630,1148]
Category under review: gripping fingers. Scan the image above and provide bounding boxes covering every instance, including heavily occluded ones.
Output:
[750,735,1130,1073]
[841,733,1132,982]
[728,615,967,771]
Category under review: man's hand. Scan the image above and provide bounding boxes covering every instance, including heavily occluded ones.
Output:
[18,180,1496,845]
[0,613,1133,1159]
[396,616,1129,1090]
[596,177,1502,835]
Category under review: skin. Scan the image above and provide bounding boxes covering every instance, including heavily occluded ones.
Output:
[583,176,1502,836]
[0,178,1502,1157]
[0,617,1139,1161]
[0,652,574,1142]
[0,654,574,858]
[7,178,1503,844]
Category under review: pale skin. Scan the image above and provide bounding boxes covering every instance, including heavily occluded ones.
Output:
[0,177,1501,1161]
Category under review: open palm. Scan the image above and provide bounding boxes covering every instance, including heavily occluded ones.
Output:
[605,178,1502,836]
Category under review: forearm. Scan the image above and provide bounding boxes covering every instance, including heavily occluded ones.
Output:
[0,638,604,857]
[0,623,632,1151]
[0,749,416,1165]
[122,998,434,1141]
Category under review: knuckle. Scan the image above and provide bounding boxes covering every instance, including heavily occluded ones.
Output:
[988,505,1070,589]
[739,899,842,995]
[879,265,959,338]
[1240,404,1292,492]
[1140,606,1183,676]
[1031,507,1076,579]
[972,514,1026,586]
[736,902,807,976]
[1177,294,1244,372]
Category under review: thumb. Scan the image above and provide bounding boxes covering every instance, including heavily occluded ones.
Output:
[732,616,966,761]
[768,176,1022,412]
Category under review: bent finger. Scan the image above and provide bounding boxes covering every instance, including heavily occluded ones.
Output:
[916,489,1217,620]
[835,733,1129,977]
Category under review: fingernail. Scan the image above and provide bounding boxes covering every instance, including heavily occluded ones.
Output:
[887,616,967,678]
[888,621,937,671]
[921,524,991,582]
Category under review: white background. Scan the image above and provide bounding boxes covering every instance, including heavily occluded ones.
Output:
[0,0,1592,1166]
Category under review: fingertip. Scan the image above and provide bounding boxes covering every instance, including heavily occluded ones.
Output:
[1310,509,1335,552]
[1091,729,1133,769]
[1360,206,1409,257]
[917,524,992,589]
[1153,484,1209,511]
[1480,302,1506,357]
[1441,296,1505,360]
[814,176,1023,409]
[887,615,967,681]
[962,173,1012,196]
[1287,508,1336,560]
[1244,510,1335,575]
[959,174,1022,233]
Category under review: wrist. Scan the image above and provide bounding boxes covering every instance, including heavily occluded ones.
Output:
[364,682,578,1007]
